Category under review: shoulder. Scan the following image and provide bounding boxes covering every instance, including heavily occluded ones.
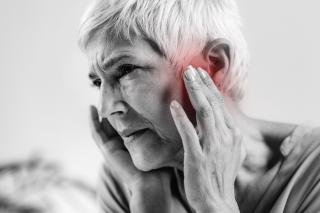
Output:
[280,125,320,161]
[280,125,320,212]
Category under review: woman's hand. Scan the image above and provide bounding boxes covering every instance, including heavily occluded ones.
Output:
[170,66,244,213]
[89,106,172,213]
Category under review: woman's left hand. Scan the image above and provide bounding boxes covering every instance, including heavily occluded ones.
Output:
[170,65,244,213]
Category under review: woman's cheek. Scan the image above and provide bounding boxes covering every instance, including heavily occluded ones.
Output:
[120,79,161,120]
[122,77,173,123]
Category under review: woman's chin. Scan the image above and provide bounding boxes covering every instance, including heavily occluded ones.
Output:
[131,155,163,171]
[127,129,182,171]
[134,163,154,172]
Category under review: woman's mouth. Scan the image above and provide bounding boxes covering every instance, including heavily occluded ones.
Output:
[123,128,149,144]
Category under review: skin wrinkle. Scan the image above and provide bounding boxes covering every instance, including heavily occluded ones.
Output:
[86,24,293,212]
[80,2,318,213]
[144,75,178,145]
[133,107,173,145]
[87,37,185,171]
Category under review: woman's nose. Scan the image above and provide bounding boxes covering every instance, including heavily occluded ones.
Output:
[98,85,127,118]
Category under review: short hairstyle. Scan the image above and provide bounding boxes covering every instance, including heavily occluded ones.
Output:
[78,0,249,102]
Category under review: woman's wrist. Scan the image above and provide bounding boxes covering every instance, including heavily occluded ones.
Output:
[195,197,239,213]
[129,171,172,213]
[128,171,170,193]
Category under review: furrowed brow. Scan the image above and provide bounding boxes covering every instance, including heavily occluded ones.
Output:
[102,55,132,70]
[88,54,133,79]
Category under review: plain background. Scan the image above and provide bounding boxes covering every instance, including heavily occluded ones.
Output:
[0,0,319,184]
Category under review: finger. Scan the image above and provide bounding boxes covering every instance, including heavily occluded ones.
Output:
[197,68,235,130]
[170,100,202,158]
[89,105,125,153]
[197,67,224,103]
[89,106,137,184]
[89,105,108,143]
[101,117,120,139]
[99,112,126,151]
[195,68,229,139]
[183,65,215,136]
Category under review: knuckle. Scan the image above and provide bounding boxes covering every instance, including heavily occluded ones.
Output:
[188,80,201,91]
[218,95,225,104]
[209,100,218,109]
[197,105,212,118]
[179,123,192,135]
[212,93,224,104]
[203,77,212,87]
[180,128,198,144]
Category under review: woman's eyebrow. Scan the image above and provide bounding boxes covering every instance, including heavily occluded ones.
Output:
[88,71,98,80]
[101,55,133,71]
[88,54,135,79]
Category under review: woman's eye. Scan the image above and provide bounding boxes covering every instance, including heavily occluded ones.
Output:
[92,79,101,88]
[116,64,139,80]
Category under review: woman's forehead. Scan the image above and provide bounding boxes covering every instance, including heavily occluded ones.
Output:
[85,38,132,68]
[87,37,129,57]
[86,37,164,65]
[86,37,169,76]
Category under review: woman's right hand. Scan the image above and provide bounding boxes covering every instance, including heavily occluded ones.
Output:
[89,105,172,213]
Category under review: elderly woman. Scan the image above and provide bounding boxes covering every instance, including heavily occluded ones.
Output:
[78,0,320,212]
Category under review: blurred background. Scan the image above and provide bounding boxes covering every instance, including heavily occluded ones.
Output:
[0,0,319,212]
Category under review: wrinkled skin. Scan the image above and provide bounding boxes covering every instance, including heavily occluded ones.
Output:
[87,37,189,171]
[87,37,244,212]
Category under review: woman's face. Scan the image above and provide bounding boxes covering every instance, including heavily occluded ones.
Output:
[87,37,193,171]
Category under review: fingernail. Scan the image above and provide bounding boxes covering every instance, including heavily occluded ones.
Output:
[184,65,197,81]
[197,67,208,79]
[170,100,180,111]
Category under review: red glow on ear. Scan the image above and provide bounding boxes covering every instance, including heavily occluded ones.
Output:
[173,54,201,126]
[188,55,211,76]
[173,51,218,127]
[178,56,209,126]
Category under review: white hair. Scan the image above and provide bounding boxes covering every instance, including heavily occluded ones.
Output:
[78,0,249,102]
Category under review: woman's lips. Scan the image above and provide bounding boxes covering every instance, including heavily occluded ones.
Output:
[124,128,148,144]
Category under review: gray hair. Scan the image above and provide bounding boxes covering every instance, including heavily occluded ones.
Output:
[78,0,249,102]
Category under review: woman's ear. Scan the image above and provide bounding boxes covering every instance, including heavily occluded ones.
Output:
[203,38,232,90]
